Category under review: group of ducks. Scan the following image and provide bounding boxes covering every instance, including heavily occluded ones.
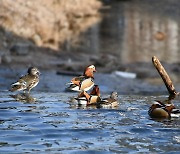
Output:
[66,65,119,108]
[9,65,180,119]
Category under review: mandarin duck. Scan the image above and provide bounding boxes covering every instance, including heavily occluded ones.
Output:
[97,91,119,108]
[10,67,40,93]
[66,65,96,92]
[148,101,180,119]
[75,85,101,105]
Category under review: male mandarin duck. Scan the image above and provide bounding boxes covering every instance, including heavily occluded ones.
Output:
[148,101,180,119]
[67,65,96,92]
[75,85,101,105]
[97,91,119,108]
[10,67,40,93]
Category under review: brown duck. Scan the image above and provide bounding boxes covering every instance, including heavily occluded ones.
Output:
[148,101,180,119]
[67,65,96,92]
[10,67,40,93]
[97,92,119,108]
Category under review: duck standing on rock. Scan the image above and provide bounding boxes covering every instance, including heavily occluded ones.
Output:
[66,65,96,92]
[75,85,101,105]
[148,100,180,119]
[97,91,119,108]
[10,67,40,93]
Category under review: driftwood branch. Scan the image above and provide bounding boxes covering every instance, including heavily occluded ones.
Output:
[152,56,178,96]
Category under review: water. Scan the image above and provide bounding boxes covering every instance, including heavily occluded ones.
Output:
[71,0,180,64]
[0,92,180,153]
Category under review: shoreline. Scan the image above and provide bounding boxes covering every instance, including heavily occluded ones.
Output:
[1,66,179,96]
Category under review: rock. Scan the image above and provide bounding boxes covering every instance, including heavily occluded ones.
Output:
[10,44,29,56]
[0,0,102,50]
[32,34,42,46]
[113,71,136,79]
[2,54,11,64]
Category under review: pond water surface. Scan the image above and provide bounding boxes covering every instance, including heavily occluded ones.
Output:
[0,92,180,153]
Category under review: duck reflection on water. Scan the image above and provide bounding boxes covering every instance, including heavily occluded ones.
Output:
[69,91,119,110]
[10,93,37,103]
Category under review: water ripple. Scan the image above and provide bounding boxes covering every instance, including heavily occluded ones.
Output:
[0,92,179,153]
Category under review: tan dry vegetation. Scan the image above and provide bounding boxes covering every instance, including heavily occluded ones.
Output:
[0,0,102,50]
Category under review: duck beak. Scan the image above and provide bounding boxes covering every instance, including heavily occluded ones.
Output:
[37,71,41,75]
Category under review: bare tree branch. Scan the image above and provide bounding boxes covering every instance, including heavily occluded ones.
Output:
[152,56,178,96]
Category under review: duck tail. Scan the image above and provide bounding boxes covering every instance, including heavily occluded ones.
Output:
[10,82,26,92]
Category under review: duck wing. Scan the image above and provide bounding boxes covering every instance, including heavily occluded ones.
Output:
[71,76,86,86]
[10,75,36,92]
[79,78,94,91]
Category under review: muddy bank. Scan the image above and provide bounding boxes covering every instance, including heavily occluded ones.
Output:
[0,0,102,67]
[0,0,102,72]
[0,65,179,96]
[0,45,179,95]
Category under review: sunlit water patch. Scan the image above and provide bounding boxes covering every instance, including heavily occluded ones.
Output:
[0,92,179,153]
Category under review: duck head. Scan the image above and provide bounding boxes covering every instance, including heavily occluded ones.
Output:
[110,92,118,101]
[83,65,96,78]
[28,67,40,76]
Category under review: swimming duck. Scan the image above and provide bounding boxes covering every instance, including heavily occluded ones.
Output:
[148,101,180,119]
[10,67,40,93]
[97,91,119,108]
[66,65,96,92]
[75,85,101,105]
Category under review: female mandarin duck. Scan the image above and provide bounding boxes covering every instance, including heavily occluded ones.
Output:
[75,85,101,105]
[97,91,119,108]
[148,101,180,119]
[67,65,96,92]
[10,67,40,93]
